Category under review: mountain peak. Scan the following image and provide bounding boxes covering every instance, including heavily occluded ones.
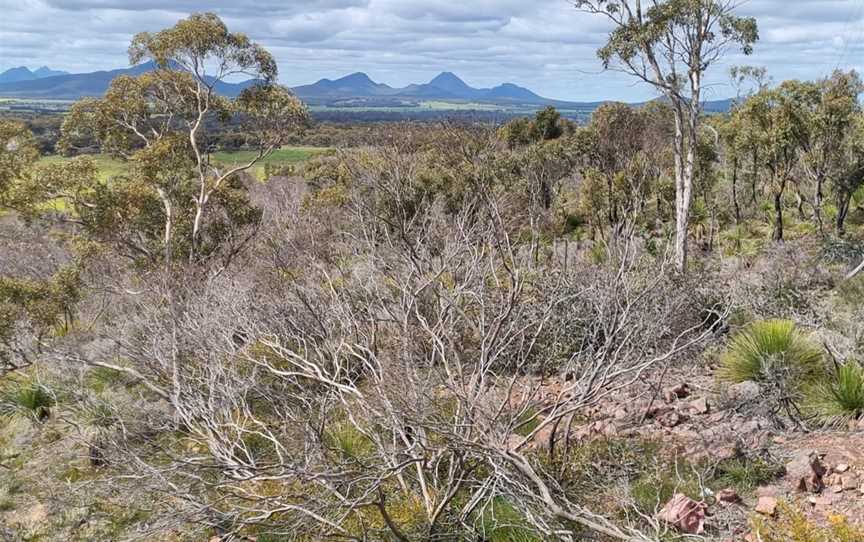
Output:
[429,71,470,91]
[338,72,375,84]
[0,66,36,84]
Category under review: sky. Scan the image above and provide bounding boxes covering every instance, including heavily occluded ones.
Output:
[1,0,863,102]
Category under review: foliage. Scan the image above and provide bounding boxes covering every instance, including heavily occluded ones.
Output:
[750,503,864,542]
[711,455,785,494]
[717,319,825,384]
[0,120,39,203]
[803,362,864,427]
[0,378,55,422]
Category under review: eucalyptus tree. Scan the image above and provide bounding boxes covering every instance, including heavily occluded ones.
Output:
[0,120,39,207]
[735,81,811,242]
[571,0,758,272]
[57,13,308,267]
[798,70,863,233]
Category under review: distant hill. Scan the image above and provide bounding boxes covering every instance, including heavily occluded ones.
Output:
[293,72,394,98]
[0,66,69,84]
[0,62,255,100]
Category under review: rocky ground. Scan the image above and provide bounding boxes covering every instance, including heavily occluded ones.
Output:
[517,360,864,540]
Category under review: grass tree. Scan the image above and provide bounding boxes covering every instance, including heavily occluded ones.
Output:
[571,0,757,273]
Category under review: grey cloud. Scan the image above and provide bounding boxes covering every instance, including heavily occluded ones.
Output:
[1,0,862,101]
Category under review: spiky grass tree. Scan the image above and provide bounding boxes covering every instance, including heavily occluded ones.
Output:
[717,319,824,384]
[0,379,55,422]
[804,362,864,427]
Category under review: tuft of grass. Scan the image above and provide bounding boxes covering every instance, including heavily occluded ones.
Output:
[324,421,374,461]
[0,379,55,422]
[513,407,542,437]
[630,466,702,516]
[711,456,785,494]
[804,362,864,427]
[716,319,824,384]
[473,497,542,542]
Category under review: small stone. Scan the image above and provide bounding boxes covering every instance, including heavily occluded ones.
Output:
[612,407,629,420]
[658,411,687,428]
[842,475,858,491]
[727,380,761,402]
[835,464,850,473]
[755,496,777,516]
[689,397,710,415]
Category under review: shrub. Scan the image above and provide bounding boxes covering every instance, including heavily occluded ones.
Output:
[750,502,864,542]
[717,319,824,385]
[711,456,785,494]
[804,362,864,427]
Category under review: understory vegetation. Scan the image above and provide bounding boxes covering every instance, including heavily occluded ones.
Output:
[2,6,864,542]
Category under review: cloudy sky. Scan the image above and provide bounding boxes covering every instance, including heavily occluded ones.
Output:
[1,0,863,101]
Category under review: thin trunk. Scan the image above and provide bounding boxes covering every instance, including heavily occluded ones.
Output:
[836,190,852,236]
[731,157,741,224]
[751,147,759,205]
[814,176,825,234]
[772,189,784,242]
[673,105,689,274]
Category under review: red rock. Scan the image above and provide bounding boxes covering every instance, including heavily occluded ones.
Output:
[657,494,706,534]
[717,488,741,505]
[755,496,777,516]
[834,463,850,473]
[786,451,826,494]
[664,383,691,403]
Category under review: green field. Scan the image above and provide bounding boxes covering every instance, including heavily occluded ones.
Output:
[37,147,328,181]
[211,147,330,179]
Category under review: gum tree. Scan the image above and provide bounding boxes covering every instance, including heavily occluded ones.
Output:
[572,0,757,272]
[59,13,308,266]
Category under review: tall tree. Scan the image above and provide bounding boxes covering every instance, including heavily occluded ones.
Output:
[798,70,863,233]
[572,0,757,272]
[58,13,308,266]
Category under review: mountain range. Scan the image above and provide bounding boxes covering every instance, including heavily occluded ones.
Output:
[0,66,70,84]
[0,63,733,113]
[292,71,554,105]
[0,63,583,107]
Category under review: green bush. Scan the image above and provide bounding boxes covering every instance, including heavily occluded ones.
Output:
[717,319,824,384]
[0,379,55,422]
[804,362,864,427]
[711,456,785,494]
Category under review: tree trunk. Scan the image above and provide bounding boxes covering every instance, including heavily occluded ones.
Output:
[731,158,741,224]
[836,190,852,236]
[772,191,784,242]
[672,103,695,274]
[814,176,825,234]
